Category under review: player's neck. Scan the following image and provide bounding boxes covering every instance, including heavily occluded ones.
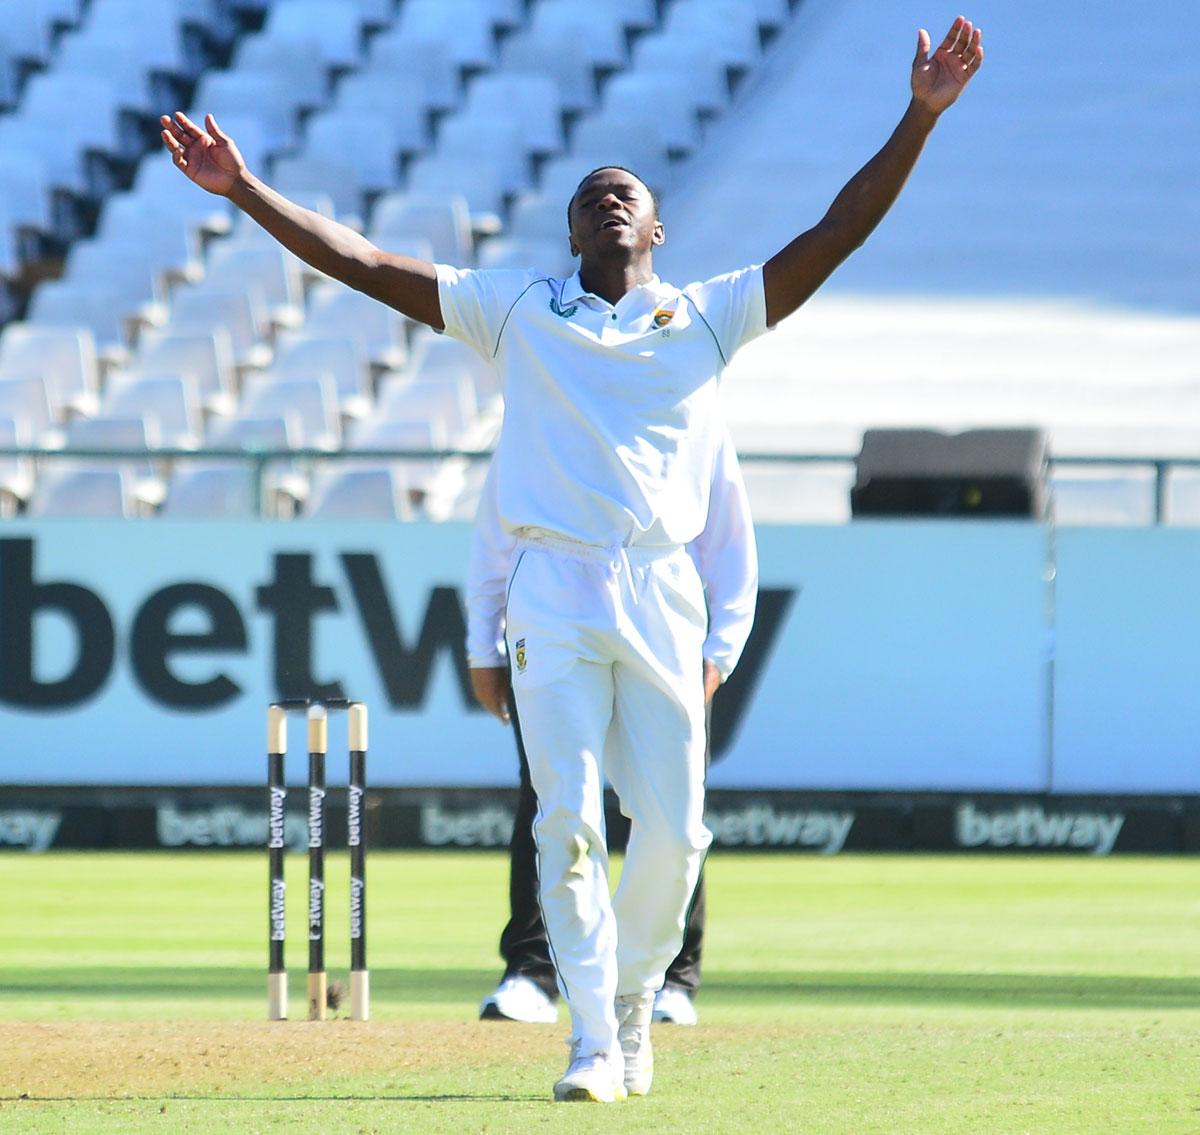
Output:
[578,255,655,307]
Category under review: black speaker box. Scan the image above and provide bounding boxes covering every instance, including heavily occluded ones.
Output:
[850,428,1049,518]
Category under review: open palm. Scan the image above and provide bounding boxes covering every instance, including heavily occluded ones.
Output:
[159,111,245,197]
[912,16,983,116]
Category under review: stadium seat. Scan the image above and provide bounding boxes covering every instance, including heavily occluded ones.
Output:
[83,0,211,78]
[189,69,313,155]
[270,156,363,221]
[460,74,567,157]
[203,241,307,328]
[376,372,477,443]
[367,194,472,265]
[499,32,600,114]
[0,377,54,439]
[305,465,413,519]
[364,36,463,114]
[234,36,333,108]
[631,35,731,113]
[26,466,134,518]
[660,1,763,69]
[102,373,201,448]
[124,157,236,239]
[300,109,414,195]
[409,330,500,405]
[379,6,499,71]
[259,0,366,70]
[348,415,448,493]
[25,278,134,364]
[162,413,300,518]
[405,155,509,225]
[0,415,34,513]
[238,374,342,448]
[63,243,171,329]
[597,72,706,152]
[270,333,372,412]
[167,286,270,369]
[0,151,54,233]
[439,114,533,195]
[59,413,162,486]
[506,191,571,244]
[477,236,574,278]
[304,279,413,372]
[0,324,100,420]
[527,2,629,69]
[126,326,237,415]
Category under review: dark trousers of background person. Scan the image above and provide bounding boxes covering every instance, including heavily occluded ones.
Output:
[498,683,708,1001]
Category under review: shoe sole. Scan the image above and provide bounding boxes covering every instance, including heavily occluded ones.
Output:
[553,1084,628,1103]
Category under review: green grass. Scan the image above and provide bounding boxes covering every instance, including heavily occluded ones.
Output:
[1,852,1199,1133]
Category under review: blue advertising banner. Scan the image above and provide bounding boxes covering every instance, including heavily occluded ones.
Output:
[0,520,1059,792]
[1052,528,1200,794]
[711,522,1052,791]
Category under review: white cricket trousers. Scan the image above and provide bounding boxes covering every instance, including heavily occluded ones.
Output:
[505,531,713,1060]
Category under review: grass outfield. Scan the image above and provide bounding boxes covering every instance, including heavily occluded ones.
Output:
[1,852,1198,1133]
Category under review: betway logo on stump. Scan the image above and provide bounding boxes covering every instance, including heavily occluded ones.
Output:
[956,802,1125,855]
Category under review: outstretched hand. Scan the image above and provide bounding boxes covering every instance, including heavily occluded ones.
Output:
[160,111,246,197]
[911,16,983,116]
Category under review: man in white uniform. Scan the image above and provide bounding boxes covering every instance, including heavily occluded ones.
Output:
[161,17,983,1101]
[468,429,758,1030]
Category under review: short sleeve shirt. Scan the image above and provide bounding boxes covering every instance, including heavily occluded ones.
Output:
[436,264,768,547]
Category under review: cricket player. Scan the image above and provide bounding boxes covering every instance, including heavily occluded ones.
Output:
[161,15,983,1102]
[469,428,758,1029]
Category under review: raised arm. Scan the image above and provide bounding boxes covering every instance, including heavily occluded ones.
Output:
[762,16,984,326]
[160,111,444,330]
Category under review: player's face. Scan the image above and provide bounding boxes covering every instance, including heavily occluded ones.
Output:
[568,169,664,262]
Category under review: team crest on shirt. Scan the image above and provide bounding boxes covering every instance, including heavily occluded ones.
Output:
[514,638,527,672]
[549,295,577,319]
[652,308,675,327]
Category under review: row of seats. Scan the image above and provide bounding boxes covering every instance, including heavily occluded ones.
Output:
[0,0,805,522]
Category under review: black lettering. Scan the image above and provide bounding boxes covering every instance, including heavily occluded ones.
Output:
[255,554,343,701]
[341,553,473,708]
[0,538,115,708]
[131,583,248,708]
[709,587,798,762]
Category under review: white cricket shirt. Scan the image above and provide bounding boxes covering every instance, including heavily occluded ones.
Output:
[466,427,759,678]
[436,264,769,548]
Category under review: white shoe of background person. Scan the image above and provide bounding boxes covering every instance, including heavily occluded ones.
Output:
[553,1043,627,1103]
[479,974,559,1023]
[616,992,655,1096]
[653,984,699,1026]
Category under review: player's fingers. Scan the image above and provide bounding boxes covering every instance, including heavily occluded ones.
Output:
[206,112,230,143]
[954,19,973,57]
[938,15,965,54]
[173,110,204,138]
[159,114,187,144]
[914,28,931,65]
[161,129,185,160]
[967,42,984,74]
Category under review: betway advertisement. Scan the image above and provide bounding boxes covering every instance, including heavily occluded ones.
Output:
[0,519,1193,795]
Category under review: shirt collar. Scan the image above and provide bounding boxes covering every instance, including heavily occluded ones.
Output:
[560,271,667,308]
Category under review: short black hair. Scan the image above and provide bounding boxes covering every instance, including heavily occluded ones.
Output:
[566,166,660,224]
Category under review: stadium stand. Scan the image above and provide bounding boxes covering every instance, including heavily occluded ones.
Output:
[0,0,1196,529]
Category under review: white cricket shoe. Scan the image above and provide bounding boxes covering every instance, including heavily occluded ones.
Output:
[553,1043,627,1103]
[653,985,698,1026]
[479,975,558,1023]
[616,992,655,1096]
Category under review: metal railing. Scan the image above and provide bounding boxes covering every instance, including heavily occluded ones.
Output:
[0,446,1197,524]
